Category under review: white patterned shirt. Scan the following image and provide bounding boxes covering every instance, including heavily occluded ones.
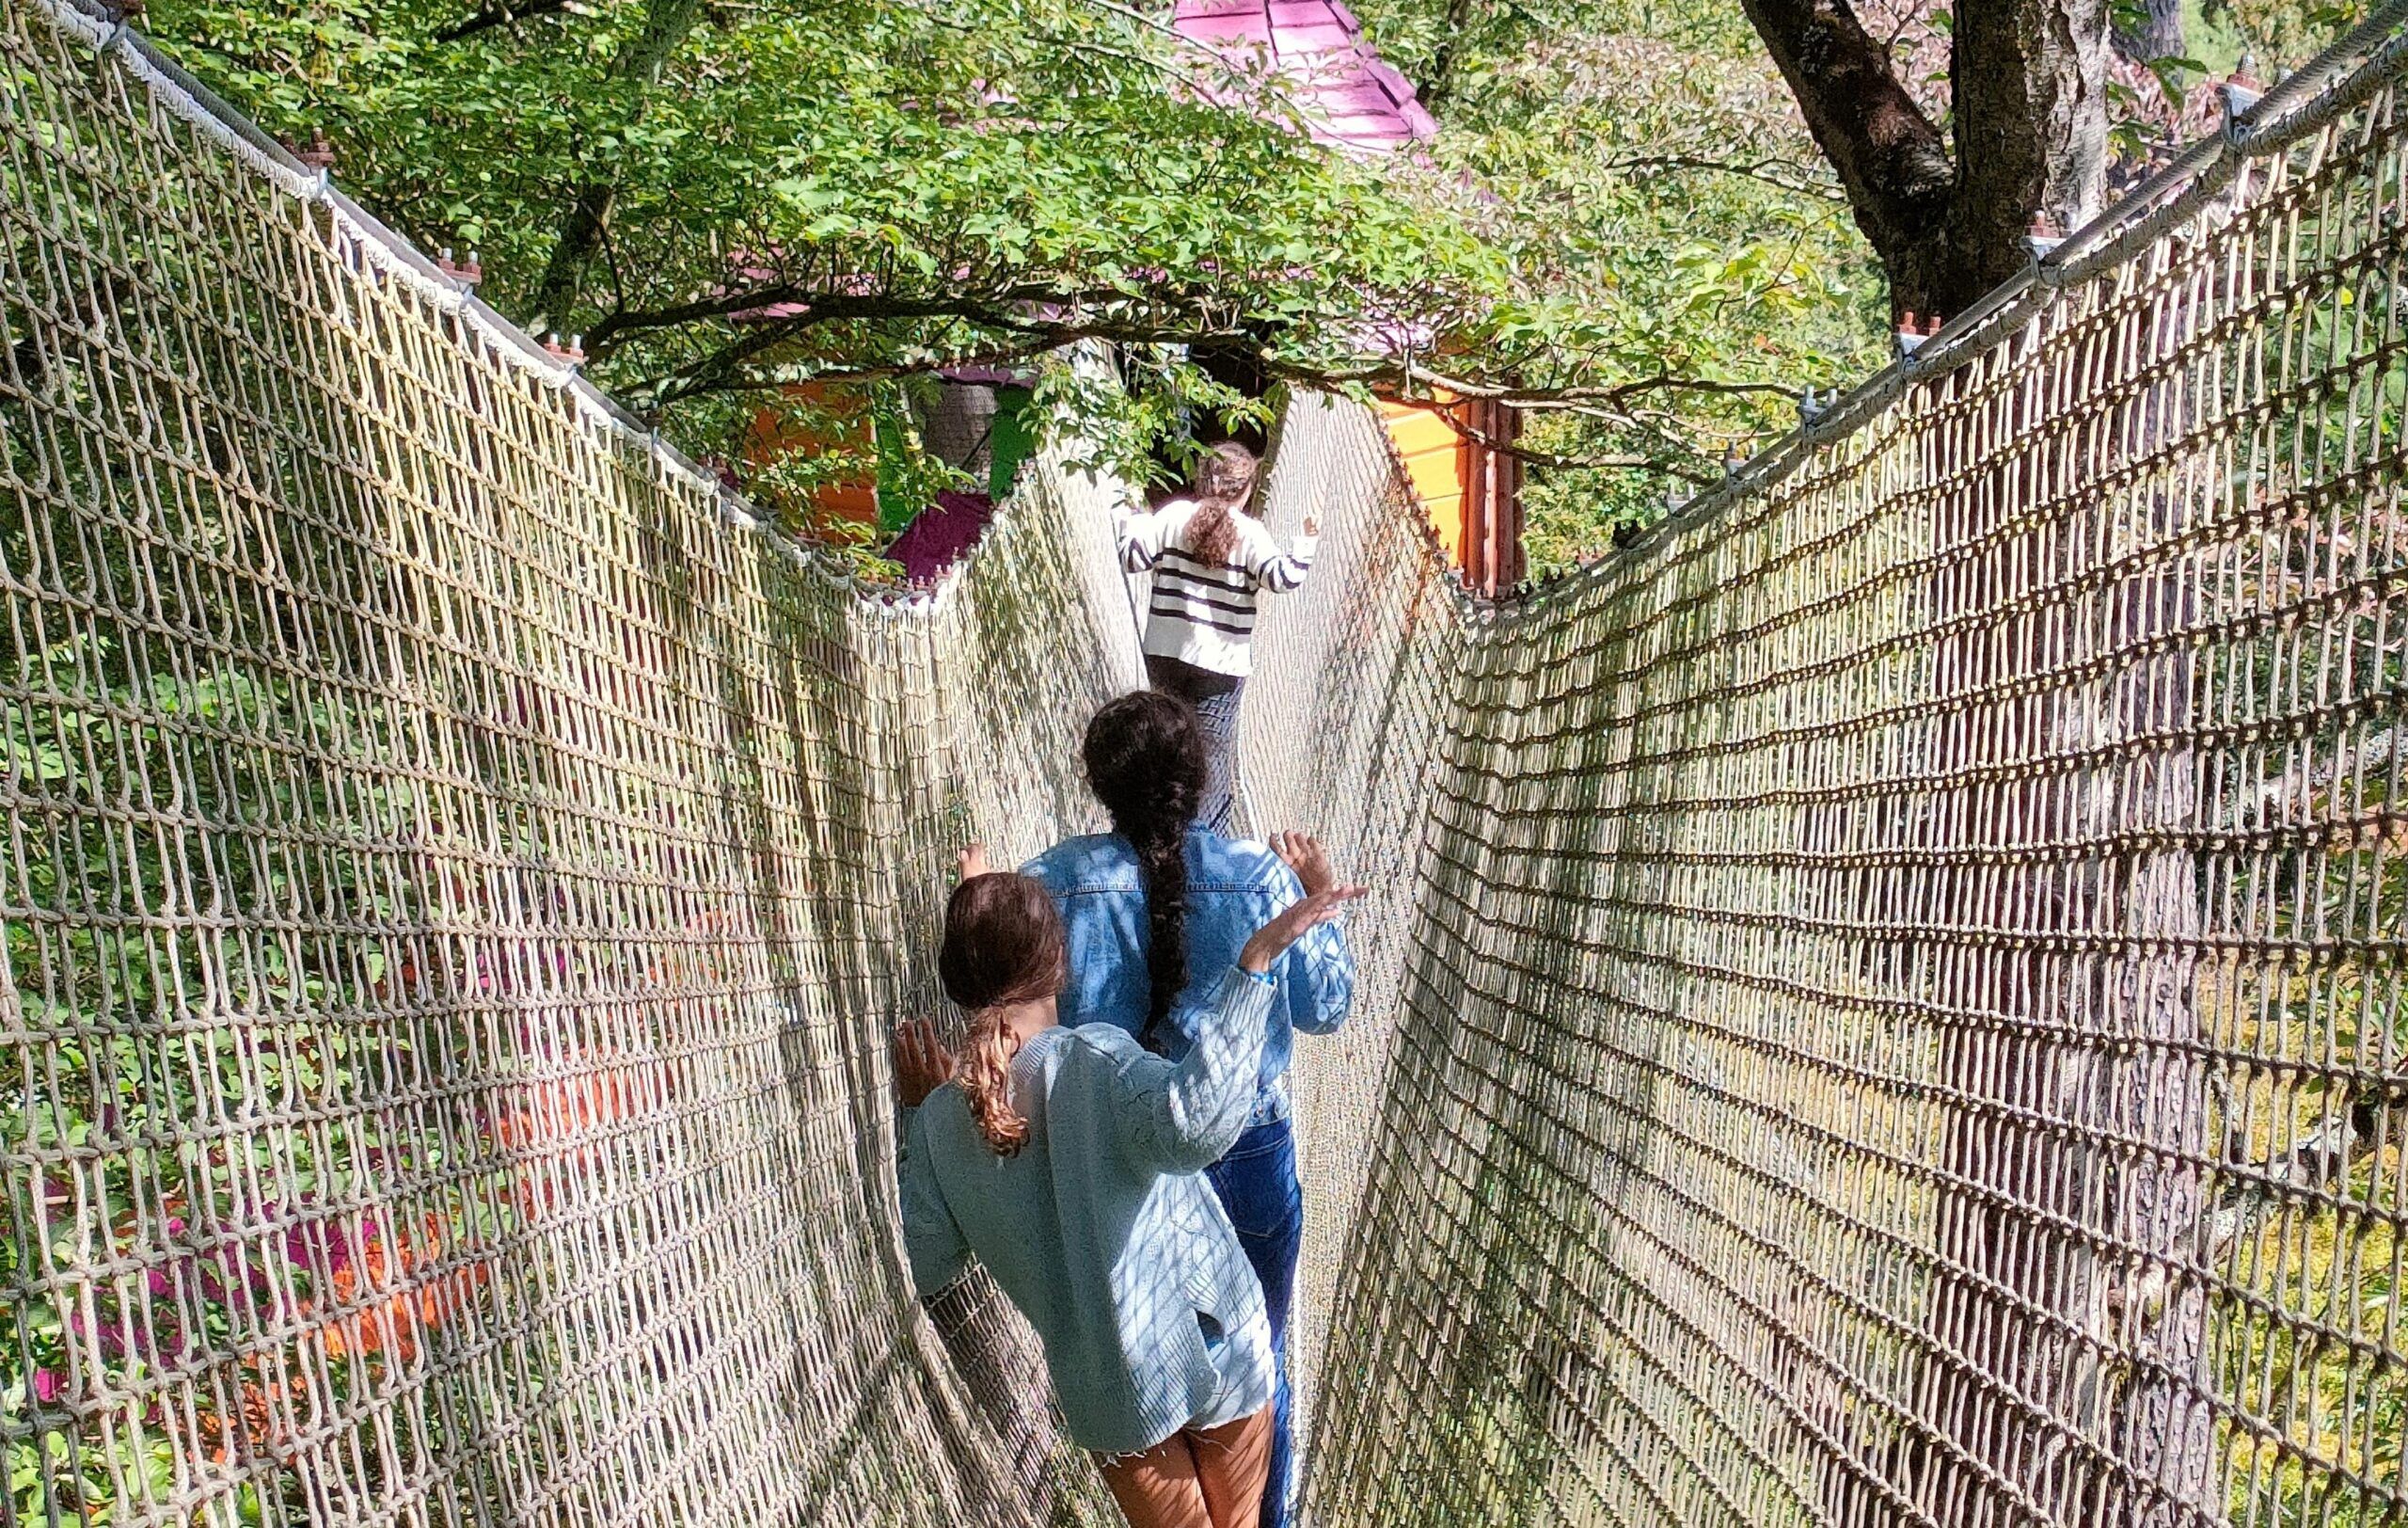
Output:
[1117,499,1317,679]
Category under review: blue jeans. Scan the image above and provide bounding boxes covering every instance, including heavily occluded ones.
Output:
[1205,1118,1301,1528]
[1144,656,1243,834]
[1189,682,1243,835]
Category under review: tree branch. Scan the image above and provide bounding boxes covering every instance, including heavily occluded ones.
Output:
[437,0,586,42]
[626,299,1265,407]
[904,4,1227,101]
[640,338,1061,406]
[2111,0,2183,66]
[1394,395,1718,483]
[586,279,1164,353]
[1304,358,1798,410]
[1737,0,1955,304]
[1417,0,1484,117]
[525,0,706,335]
[1602,151,1847,201]
[598,282,1800,449]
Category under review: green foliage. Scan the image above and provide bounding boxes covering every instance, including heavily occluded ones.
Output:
[132,0,1903,562]
[2213,0,2376,66]
[1355,0,1893,566]
[1034,349,1276,495]
[0,640,436,1524]
[137,0,1500,461]
[122,0,2393,572]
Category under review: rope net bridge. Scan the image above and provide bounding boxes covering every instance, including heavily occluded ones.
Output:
[3,0,2407,1523]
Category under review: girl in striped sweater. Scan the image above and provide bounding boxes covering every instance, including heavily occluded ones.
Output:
[1117,442,1317,831]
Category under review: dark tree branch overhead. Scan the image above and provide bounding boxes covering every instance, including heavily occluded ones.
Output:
[525,0,706,336]
[438,0,586,43]
[1416,0,1486,116]
[597,270,1781,450]
[626,295,1270,408]
[1738,0,2109,319]
[1602,151,1848,200]
[584,285,1104,351]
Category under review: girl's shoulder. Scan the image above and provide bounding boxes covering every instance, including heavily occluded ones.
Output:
[1022,833,1138,892]
[1059,1022,1148,1062]
[1232,513,1286,553]
[909,1079,974,1142]
[1187,831,1296,892]
[1050,1024,1160,1092]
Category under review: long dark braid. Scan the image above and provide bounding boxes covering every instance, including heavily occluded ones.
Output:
[1082,692,1208,1053]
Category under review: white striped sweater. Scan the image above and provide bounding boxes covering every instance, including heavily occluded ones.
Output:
[1117,500,1316,679]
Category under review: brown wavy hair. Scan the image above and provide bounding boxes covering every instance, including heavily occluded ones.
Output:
[1182,441,1260,568]
[939,873,1069,1156]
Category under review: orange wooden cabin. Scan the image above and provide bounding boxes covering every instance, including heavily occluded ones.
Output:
[1379,395,1525,595]
[744,381,881,527]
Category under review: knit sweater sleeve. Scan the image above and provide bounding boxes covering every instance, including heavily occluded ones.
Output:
[897,1103,972,1295]
[1239,519,1316,594]
[1105,967,1278,1173]
[1257,858,1355,1037]
[1117,501,1185,573]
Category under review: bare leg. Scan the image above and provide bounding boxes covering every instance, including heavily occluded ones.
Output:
[1096,1431,1212,1528]
[1189,1408,1275,1528]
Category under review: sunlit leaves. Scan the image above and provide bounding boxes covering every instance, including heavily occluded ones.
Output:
[139,0,1496,442]
[1355,0,1892,560]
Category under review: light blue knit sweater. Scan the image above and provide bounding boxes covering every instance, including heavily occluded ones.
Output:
[899,966,1278,1456]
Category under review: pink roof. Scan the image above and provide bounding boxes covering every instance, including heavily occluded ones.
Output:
[1173,0,1437,152]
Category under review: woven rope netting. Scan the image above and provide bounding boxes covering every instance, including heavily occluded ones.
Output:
[6,0,2408,1524]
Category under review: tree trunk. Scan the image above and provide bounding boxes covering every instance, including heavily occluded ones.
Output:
[1944,0,2110,301]
[2115,0,2186,63]
[525,0,705,333]
[1737,0,1955,311]
[1741,0,2109,321]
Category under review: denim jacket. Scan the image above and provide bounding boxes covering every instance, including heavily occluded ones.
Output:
[1021,829,1355,1125]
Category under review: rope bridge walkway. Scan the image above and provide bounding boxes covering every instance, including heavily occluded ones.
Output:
[4,0,2408,1522]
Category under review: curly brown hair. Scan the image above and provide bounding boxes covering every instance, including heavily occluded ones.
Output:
[1182,441,1259,568]
[938,873,1069,1155]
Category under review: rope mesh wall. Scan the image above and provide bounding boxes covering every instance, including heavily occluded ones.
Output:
[1256,39,2408,1527]
[0,4,1140,1521]
[8,0,2408,1525]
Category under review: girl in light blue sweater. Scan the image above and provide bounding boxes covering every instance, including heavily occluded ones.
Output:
[895,845,1360,1528]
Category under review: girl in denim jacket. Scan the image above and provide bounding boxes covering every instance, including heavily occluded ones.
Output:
[895,857,1360,1528]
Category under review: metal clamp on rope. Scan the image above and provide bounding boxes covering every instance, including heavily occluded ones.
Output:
[1894,312,1941,364]
[288,128,336,194]
[2222,57,2266,146]
[436,248,483,290]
